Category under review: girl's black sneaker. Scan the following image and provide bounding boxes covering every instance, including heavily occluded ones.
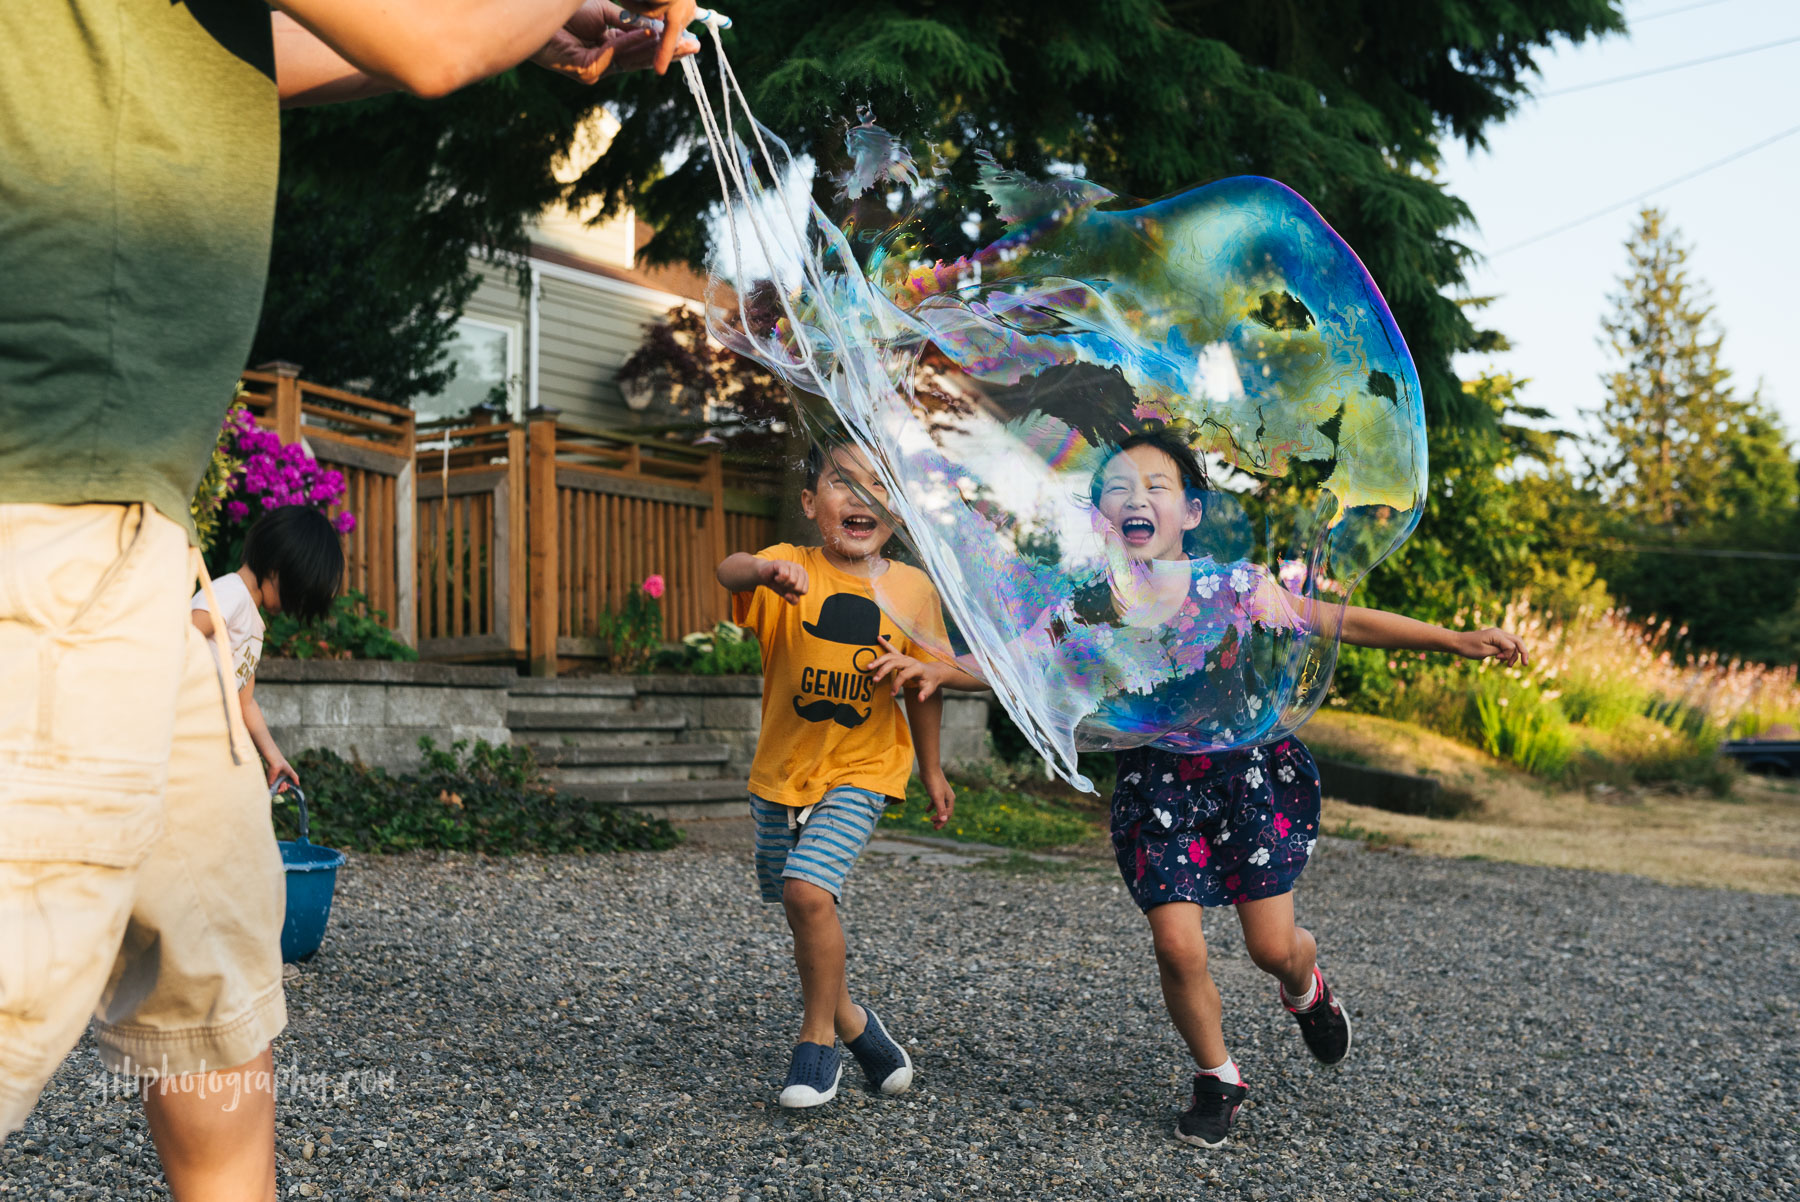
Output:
[1284,968,1352,1065]
[1177,1073,1248,1148]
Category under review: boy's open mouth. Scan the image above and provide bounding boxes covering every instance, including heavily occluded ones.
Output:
[1120,516,1156,547]
[841,515,879,538]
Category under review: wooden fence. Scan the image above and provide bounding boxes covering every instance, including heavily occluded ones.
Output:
[536,419,780,675]
[243,371,781,673]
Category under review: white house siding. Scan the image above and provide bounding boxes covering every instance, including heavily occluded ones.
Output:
[457,257,695,430]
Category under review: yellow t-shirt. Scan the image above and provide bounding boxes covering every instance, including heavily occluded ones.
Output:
[733,544,949,808]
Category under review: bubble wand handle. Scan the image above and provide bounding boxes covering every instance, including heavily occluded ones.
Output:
[616,6,732,32]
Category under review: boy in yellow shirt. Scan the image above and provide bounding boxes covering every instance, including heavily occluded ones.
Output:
[717,443,981,1109]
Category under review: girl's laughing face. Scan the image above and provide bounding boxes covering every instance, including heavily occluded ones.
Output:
[1096,443,1202,562]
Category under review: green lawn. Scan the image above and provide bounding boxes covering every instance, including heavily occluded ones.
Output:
[882,777,1104,851]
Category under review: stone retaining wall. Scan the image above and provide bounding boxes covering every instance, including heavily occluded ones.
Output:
[256,661,516,772]
[256,663,993,775]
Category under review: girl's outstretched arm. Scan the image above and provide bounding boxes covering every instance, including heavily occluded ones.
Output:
[1262,576,1526,667]
[1337,605,1527,666]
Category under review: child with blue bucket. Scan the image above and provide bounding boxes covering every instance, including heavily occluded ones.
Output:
[193,506,347,963]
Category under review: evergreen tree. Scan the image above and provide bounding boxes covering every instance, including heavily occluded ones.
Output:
[253,73,610,404]
[1585,207,1738,529]
[1586,210,1800,660]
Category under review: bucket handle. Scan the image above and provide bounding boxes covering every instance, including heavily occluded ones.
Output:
[274,785,312,844]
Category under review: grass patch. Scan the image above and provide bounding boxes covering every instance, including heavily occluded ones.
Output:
[1326,819,1408,850]
[970,852,1100,877]
[882,774,1105,851]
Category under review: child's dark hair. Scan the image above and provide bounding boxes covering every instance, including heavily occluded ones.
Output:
[1086,429,1210,507]
[244,506,344,624]
[803,442,827,491]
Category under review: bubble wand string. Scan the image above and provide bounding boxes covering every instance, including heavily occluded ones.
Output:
[673,20,1089,785]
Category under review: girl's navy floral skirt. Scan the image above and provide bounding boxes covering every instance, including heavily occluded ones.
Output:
[1110,738,1322,912]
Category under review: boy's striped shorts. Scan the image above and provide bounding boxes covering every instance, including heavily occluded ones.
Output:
[750,786,889,903]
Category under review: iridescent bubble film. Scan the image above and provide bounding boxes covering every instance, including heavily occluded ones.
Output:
[705,118,1426,789]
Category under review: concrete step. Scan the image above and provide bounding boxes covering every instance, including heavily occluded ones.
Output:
[506,692,640,716]
[508,678,640,697]
[554,777,751,823]
[507,709,685,732]
[517,729,678,750]
[536,743,732,784]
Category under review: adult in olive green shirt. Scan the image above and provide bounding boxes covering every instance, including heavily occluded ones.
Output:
[0,3,693,1199]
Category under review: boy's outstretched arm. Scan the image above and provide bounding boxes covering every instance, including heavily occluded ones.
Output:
[1336,604,1528,666]
[904,692,956,830]
[717,552,809,604]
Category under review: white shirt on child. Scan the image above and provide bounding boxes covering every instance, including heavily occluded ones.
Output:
[191,572,266,688]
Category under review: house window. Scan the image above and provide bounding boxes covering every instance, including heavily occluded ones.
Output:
[415,315,522,425]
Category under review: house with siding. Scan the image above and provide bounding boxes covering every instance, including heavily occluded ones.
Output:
[416,109,704,431]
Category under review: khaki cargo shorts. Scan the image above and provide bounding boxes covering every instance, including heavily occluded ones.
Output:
[0,504,287,1136]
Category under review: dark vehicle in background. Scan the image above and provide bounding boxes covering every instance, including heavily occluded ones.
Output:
[1721,737,1800,777]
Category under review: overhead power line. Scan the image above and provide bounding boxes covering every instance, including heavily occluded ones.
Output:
[1632,0,1733,23]
[1490,121,1800,256]
[1598,542,1800,563]
[1540,32,1800,96]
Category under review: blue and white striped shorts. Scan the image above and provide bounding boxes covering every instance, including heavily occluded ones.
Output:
[750,786,889,903]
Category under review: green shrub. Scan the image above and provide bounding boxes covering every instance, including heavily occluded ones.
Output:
[265,590,417,662]
[1556,671,1646,733]
[279,737,681,854]
[655,621,761,675]
[1472,678,1574,779]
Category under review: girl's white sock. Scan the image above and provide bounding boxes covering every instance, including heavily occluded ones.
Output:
[1198,1058,1241,1086]
[1281,970,1320,1011]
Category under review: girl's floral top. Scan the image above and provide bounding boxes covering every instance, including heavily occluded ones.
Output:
[1045,556,1310,751]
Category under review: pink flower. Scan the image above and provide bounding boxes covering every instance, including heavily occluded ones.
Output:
[1273,813,1291,839]
[642,574,666,599]
[224,500,249,522]
[332,511,356,535]
[1134,844,1148,882]
[1178,754,1212,781]
[1188,838,1209,867]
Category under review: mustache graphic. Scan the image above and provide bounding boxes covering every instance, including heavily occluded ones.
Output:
[792,697,869,729]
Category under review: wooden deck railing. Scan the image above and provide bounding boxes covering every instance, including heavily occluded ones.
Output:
[243,370,781,672]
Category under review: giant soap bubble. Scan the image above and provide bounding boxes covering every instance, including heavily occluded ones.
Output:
[704,116,1425,789]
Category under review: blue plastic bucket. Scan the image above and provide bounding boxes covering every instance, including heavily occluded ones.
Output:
[276,787,346,963]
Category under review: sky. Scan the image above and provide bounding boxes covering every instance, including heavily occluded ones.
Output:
[1440,0,1800,441]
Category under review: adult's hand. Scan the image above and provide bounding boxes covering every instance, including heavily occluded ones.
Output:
[531,2,697,84]
[616,0,700,75]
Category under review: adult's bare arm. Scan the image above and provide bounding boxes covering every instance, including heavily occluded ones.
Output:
[270,0,700,100]
[273,13,396,108]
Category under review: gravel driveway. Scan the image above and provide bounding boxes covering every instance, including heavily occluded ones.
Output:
[6,825,1796,1201]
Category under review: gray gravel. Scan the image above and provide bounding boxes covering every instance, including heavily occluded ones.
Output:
[5,828,1797,1201]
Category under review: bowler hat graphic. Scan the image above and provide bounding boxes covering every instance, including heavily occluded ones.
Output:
[803,593,882,646]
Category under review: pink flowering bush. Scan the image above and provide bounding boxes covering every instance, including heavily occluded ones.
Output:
[203,402,356,576]
[591,574,666,674]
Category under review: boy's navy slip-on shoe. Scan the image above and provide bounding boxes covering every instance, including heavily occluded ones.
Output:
[778,1042,842,1109]
[845,1006,913,1096]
